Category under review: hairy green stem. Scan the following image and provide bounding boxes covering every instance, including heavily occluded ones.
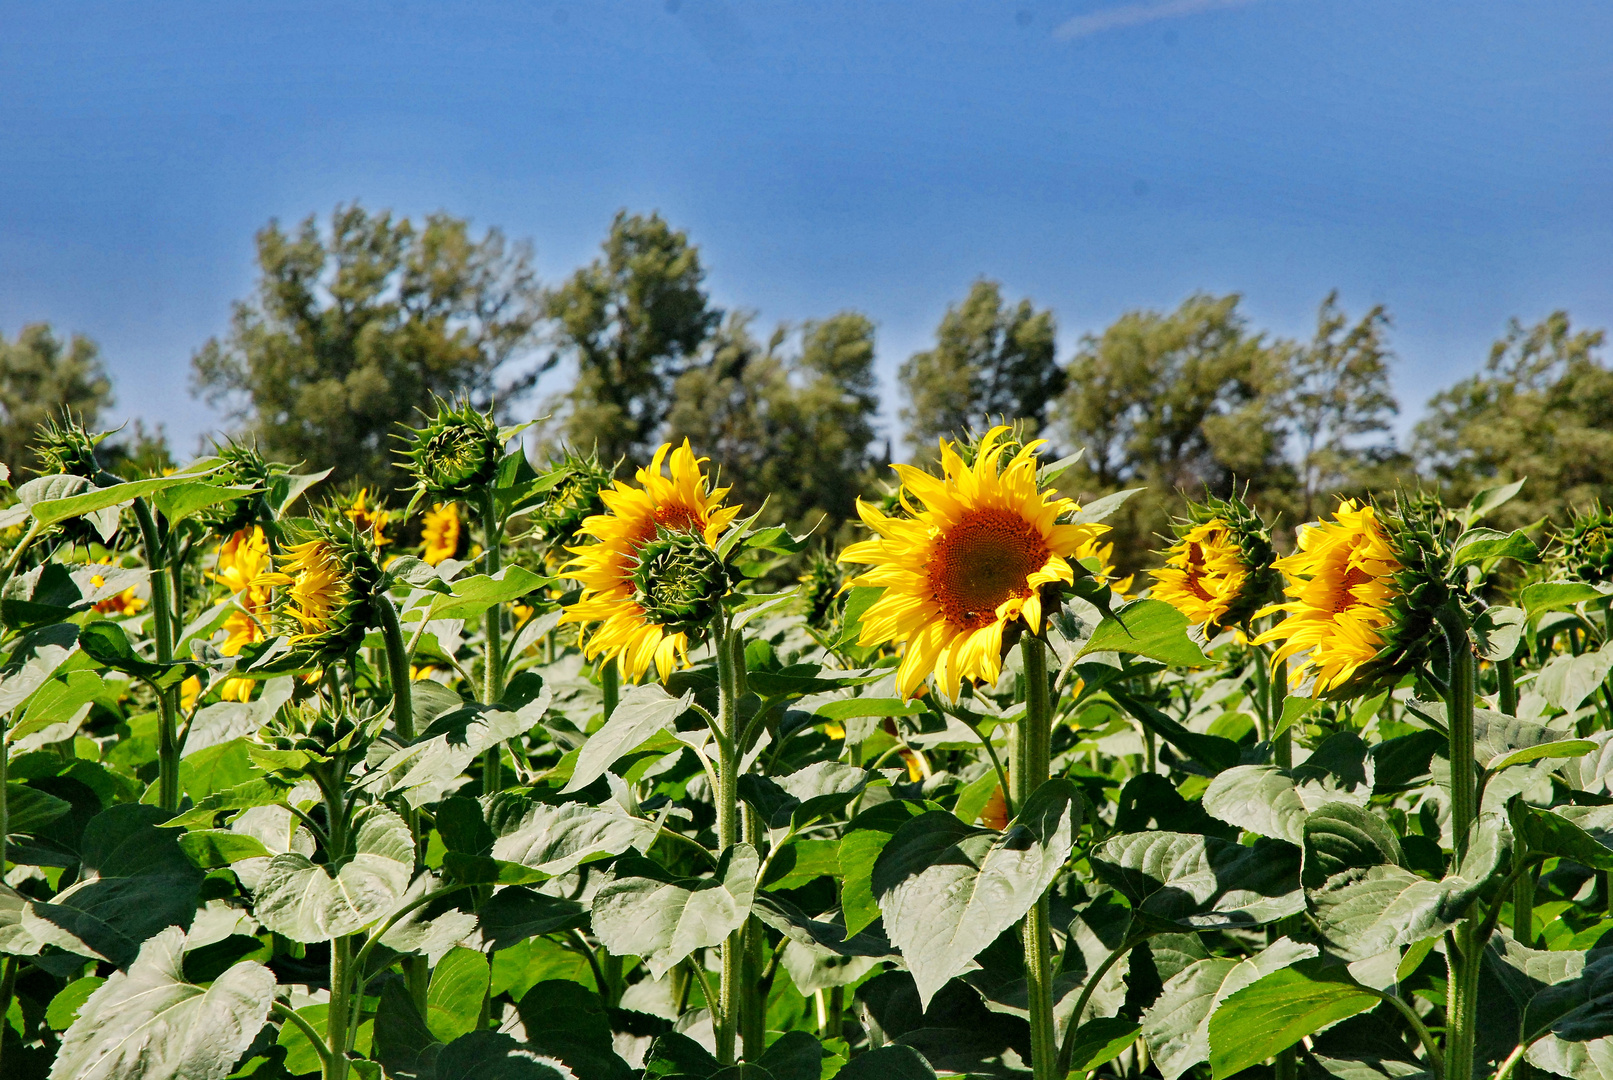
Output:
[1267,650,1295,1080]
[714,618,744,1064]
[131,498,182,811]
[1436,605,1477,1080]
[478,491,505,792]
[1499,656,1519,717]
[602,657,619,720]
[0,955,16,1078]
[1018,636,1058,1080]
[272,1001,334,1076]
[377,595,414,741]
[326,935,352,1080]
[1056,935,1141,1076]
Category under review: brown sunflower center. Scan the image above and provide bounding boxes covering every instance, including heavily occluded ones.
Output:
[1332,565,1373,613]
[928,509,1050,630]
[629,504,705,552]
[1181,542,1215,601]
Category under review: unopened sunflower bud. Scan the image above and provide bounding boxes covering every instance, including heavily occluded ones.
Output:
[797,546,847,633]
[199,441,285,536]
[399,397,503,503]
[534,448,614,548]
[630,529,729,632]
[262,700,380,757]
[1560,503,1613,585]
[34,415,106,479]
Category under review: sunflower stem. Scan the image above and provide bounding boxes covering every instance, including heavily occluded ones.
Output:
[131,497,182,812]
[714,616,745,1064]
[378,595,414,741]
[1017,635,1058,1080]
[1435,604,1477,1080]
[478,490,505,792]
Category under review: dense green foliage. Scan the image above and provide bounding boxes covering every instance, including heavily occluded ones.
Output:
[0,398,1610,1080]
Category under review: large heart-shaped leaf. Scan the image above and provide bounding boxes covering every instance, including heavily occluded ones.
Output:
[49,926,275,1080]
[251,805,414,942]
[1090,831,1303,930]
[872,779,1080,1006]
[1080,600,1211,667]
[489,800,658,878]
[561,682,692,794]
[1202,766,1308,844]
[1205,960,1379,1080]
[591,843,758,978]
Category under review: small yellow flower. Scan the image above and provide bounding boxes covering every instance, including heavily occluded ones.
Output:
[559,441,742,682]
[421,503,461,566]
[342,488,392,548]
[1151,519,1249,630]
[90,557,147,616]
[839,427,1109,701]
[1253,499,1402,694]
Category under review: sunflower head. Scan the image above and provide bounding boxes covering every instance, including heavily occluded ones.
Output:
[1558,502,1613,585]
[533,447,616,549]
[259,513,388,665]
[797,545,848,633]
[420,502,464,566]
[260,699,383,761]
[1254,492,1463,699]
[558,440,743,682]
[199,440,284,535]
[33,414,106,479]
[1151,492,1279,636]
[399,397,504,506]
[630,528,729,632]
[839,426,1108,701]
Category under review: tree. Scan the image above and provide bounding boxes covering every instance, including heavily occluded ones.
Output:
[1414,311,1613,527]
[898,280,1062,459]
[0,323,113,476]
[190,203,542,492]
[666,311,881,538]
[543,211,721,468]
[1056,293,1292,571]
[1287,291,1402,521]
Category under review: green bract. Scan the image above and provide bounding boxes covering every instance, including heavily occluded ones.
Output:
[531,447,614,548]
[399,396,504,504]
[629,527,728,631]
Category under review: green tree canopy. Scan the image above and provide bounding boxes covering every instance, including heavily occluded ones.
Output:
[1287,291,1403,521]
[898,279,1062,459]
[543,211,721,468]
[190,203,543,492]
[0,323,113,477]
[1056,293,1292,570]
[1414,310,1613,527]
[667,310,881,538]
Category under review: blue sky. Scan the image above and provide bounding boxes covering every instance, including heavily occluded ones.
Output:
[1,0,1609,455]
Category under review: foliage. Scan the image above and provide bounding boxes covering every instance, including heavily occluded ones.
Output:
[190,203,544,493]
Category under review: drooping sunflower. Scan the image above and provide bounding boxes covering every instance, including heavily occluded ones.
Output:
[256,515,386,665]
[1253,499,1402,694]
[839,427,1109,701]
[1151,493,1279,636]
[559,441,742,682]
[421,502,462,566]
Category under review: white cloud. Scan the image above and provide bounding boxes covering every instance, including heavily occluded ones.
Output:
[1054,0,1266,40]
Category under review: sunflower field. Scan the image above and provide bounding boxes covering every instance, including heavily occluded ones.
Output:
[3,405,1613,1080]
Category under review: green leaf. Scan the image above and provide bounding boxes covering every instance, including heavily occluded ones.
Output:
[489,800,658,877]
[148,482,259,526]
[251,805,414,942]
[1080,599,1210,667]
[830,1045,936,1080]
[373,978,440,1079]
[1202,765,1308,844]
[428,947,492,1044]
[1068,487,1143,524]
[45,976,105,1030]
[815,697,928,722]
[24,804,204,967]
[1451,527,1539,567]
[1271,695,1321,741]
[177,830,271,869]
[1066,1017,1142,1073]
[761,837,843,891]
[1301,803,1405,890]
[6,782,72,835]
[562,682,692,794]
[476,888,588,950]
[746,664,886,697]
[1142,937,1318,1080]
[162,777,290,830]
[1470,605,1526,663]
[1492,739,1597,771]
[838,800,924,937]
[49,926,275,1080]
[871,779,1081,1005]
[20,470,213,528]
[740,762,880,834]
[427,565,550,621]
[433,1030,573,1080]
[1206,960,1379,1079]
[1463,478,1527,526]
[1108,689,1241,773]
[77,621,201,688]
[371,698,550,807]
[11,668,106,743]
[1537,646,1613,713]
[591,844,759,978]
[755,1030,823,1080]
[1090,831,1303,930]
[1513,803,1613,871]
[1522,582,1609,623]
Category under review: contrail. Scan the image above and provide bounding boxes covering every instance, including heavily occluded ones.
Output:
[1054,0,1266,40]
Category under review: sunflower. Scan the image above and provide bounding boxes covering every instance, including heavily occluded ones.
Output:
[839,427,1108,701]
[342,488,393,549]
[211,527,274,701]
[1074,534,1134,597]
[1151,520,1247,628]
[559,441,742,682]
[262,538,349,641]
[90,557,147,616]
[1253,499,1402,694]
[421,502,462,566]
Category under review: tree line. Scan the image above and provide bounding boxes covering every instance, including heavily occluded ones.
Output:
[3,202,1608,567]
